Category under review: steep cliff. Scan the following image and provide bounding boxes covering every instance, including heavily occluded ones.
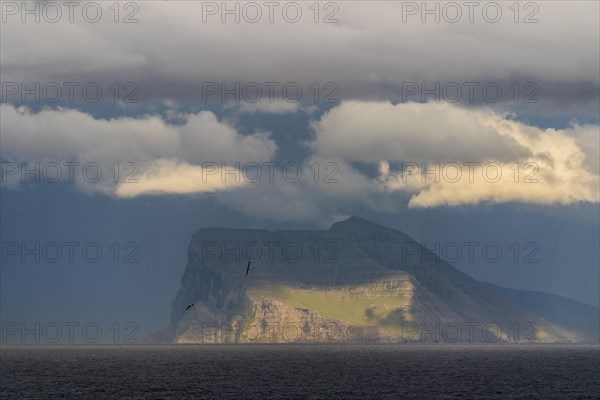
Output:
[149,217,597,343]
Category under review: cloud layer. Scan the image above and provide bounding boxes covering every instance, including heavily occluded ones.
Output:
[2,101,598,220]
[1,104,276,194]
[2,2,598,116]
[312,101,599,208]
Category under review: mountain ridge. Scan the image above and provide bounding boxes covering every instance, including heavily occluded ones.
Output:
[149,216,599,344]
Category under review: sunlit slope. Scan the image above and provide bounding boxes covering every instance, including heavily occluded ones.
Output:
[255,278,413,328]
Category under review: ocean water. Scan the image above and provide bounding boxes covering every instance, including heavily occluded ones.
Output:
[1,345,598,399]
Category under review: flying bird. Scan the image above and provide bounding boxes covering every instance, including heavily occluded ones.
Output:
[245,261,251,277]
[186,304,194,311]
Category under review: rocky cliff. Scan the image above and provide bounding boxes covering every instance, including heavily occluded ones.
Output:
[149,217,598,343]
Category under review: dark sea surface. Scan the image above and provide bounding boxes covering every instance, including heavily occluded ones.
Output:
[1,344,599,399]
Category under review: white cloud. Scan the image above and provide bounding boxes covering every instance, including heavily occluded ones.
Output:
[0,104,276,195]
[2,101,598,220]
[225,99,300,115]
[114,159,248,198]
[311,101,530,163]
[311,101,599,208]
[214,156,383,223]
[567,124,600,174]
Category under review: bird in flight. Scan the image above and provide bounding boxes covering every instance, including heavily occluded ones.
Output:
[186,304,194,311]
[245,261,251,277]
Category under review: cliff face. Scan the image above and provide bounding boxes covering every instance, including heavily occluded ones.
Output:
[151,217,596,344]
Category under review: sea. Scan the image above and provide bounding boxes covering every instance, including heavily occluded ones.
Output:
[1,344,599,399]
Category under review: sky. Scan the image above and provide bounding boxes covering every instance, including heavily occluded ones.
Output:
[1,1,599,342]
